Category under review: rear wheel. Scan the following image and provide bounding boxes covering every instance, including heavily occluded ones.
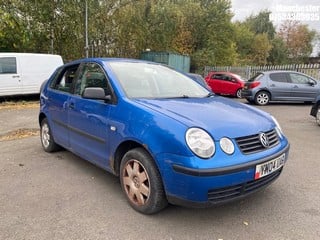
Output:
[120,148,167,214]
[255,91,270,105]
[40,118,60,152]
[316,107,320,126]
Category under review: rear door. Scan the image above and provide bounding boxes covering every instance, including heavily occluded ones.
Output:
[288,72,318,101]
[0,56,22,96]
[44,63,80,148]
[268,72,292,100]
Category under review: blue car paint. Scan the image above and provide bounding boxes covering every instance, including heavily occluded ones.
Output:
[40,58,290,207]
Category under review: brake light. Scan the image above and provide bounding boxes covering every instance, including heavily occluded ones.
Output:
[249,81,260,89]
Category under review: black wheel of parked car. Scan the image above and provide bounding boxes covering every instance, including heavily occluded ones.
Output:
[316,106,320,126]
[120,148,168,214]
[236,89,242,98]
[255,91,270,105]
[40,118,60,152]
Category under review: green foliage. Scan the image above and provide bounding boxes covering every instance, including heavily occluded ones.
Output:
[0,1,318,69]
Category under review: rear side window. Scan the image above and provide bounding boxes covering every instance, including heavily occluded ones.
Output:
[0,57,17,74]
[248,73,263,82]
[50,64,80,93]
[269,73,288,83]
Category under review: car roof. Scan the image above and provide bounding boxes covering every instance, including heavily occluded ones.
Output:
[63,58,159,67]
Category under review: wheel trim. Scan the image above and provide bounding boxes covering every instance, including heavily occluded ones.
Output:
[257,93,269,104]
[41,123,51,148]
[236,89,242,98]
[123,159,150,206]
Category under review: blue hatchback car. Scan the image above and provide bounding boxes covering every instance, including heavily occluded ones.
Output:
[39,58,290,214]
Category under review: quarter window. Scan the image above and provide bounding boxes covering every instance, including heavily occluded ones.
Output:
[0,57,17,74]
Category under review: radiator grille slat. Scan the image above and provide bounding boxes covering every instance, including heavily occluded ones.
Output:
[236,129,280,154]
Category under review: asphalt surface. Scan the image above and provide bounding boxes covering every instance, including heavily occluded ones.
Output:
[0,99,320,240]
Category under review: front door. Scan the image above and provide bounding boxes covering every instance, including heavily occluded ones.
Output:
[68,62,114,167]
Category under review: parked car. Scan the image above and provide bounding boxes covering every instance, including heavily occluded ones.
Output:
[242,71,320,105]
[310,93,320,126]
[0,53,63,97]
[204,71,246,98]
[39,58,290,214]
[186,73,210,89]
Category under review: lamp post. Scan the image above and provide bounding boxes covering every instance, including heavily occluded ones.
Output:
[85,0,89,58]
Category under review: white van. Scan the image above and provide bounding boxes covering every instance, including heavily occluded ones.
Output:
[0,53,63,97]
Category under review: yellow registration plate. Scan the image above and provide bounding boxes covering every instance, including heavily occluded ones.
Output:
[255,154,285,180]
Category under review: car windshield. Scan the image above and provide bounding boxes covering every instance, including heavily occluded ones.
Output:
[109,62,209,98]
[248,73,263,82]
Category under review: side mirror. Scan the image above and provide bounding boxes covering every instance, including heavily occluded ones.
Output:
[82,87,111,101]
[308,80,316,86]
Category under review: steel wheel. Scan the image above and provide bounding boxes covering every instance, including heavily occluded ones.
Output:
[316,107,320,126]
[122,159,150,206]
[236,89,242,98]
[40,118,60,152]
[120,148,167,214]
[255,91,270,105]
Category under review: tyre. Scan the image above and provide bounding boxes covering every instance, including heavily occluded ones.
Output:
[40,118,60,152]
[120,148,168,214]
[316,107,320,126]
[255,91,270,105]
[236,89,242,98]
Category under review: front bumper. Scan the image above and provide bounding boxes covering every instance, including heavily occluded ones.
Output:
[161,143,290,208]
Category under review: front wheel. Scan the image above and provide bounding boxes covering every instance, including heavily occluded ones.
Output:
[40,118,60,152]
[316,107,320,126]
[255,91,270,105]
[120,148,167,214]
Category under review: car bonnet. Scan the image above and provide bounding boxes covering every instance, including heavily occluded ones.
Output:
[133,96,275,140]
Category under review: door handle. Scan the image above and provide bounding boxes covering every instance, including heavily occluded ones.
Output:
[69,102,75,109]
[293,85,299,88]
[270,84,275,87]
[12,75,20,78]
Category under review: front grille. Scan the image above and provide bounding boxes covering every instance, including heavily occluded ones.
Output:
[236,129,279,154]
[208,168,282,203]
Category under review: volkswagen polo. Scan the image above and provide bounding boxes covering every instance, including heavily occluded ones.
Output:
[39,58,290,214]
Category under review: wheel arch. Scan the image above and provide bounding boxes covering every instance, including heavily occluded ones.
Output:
[39,112,47,126]
[112,140,155,177]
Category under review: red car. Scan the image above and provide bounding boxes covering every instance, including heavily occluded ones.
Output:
[205,71,246,98]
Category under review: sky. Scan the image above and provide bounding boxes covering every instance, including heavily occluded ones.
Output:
[231,0,320,55]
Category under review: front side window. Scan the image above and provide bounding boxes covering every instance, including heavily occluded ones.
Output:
[289,73,310,84]
[0,57,17,74]
[74,63,110,96]
[109,62,209,98]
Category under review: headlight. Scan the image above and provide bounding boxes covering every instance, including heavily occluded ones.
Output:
[271,116,283,137]
[186,128,215,159]
[220,137,235,155]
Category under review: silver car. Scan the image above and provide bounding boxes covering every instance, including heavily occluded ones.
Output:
[242,71,320,105]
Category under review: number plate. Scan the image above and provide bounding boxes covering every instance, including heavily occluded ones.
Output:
[254,154,285,180]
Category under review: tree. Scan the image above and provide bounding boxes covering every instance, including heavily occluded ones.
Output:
[278,20,316,63]
[244,10,275,39]
[250,33,272,65]
[268,37,289,65]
